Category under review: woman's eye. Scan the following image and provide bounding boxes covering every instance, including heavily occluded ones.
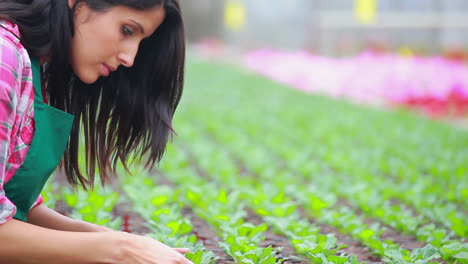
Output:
[122,26,134,36]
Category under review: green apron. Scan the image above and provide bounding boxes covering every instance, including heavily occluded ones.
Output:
[4,56,74,221]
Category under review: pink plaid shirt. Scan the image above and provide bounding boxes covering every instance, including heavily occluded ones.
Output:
[0,20,43,224]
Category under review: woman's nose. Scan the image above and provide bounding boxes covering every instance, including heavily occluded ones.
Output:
[118,42,139,68]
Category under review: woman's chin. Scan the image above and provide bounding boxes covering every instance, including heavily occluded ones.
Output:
[77,73,99,84]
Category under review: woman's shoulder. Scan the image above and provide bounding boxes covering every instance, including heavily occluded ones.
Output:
[0,19,31,68]
[0,20,20,40]
[0,20,32,86]
[1,19,34,115]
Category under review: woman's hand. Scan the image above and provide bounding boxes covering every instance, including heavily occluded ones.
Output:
[111,232,193,264]
[28,206,194,263]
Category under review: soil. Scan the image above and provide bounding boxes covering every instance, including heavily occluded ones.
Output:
[46,140,448,264]
[182,207,236,264]
[335,199,447,264]
[157,173,308,263]
[180,137,388,263]
[50,169,450,264]
[336,198,427,251]
[246,209,310,264]
[296,207,383,264]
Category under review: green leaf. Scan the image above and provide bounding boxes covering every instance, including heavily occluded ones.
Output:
[453,251,468,262]
[151,195,169,206]
[359,229,375,241]
[327,255,351,264]
[217,189,229,204]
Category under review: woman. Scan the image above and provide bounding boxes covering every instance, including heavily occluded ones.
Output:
[0,0,193,263]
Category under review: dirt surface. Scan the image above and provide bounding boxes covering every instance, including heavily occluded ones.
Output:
[47,141,446,264]
[296,207,383,264]
[318,223,383,264]
[245,209,312,264]
[182,207,236,264]
[335,198,427,251]
[156,165,309,263]
[150,173,236,263]
[190,138,386,263]
[111,200,151,234]
[338,199,448,263]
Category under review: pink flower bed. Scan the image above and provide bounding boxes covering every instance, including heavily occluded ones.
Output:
[244,49,468,118]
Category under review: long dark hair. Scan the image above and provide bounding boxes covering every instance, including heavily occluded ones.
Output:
[0,0,185,189]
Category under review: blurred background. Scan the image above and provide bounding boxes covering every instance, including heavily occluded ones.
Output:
[180,0,468,56]
[179,0,468,122]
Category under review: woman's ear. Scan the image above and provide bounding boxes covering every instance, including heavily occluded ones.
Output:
[69,1,88,21]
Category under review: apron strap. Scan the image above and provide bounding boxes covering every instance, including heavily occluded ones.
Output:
[30,56,44,103]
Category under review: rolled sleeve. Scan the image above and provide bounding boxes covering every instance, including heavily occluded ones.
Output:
[0,27,22,224]
[0,191,16,224]
[29,194,44,211]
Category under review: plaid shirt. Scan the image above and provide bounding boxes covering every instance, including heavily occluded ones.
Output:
[0,20,43,224]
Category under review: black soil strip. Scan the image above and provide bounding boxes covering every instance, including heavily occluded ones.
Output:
[179,136,445,262]
[181,207,236,264]
[335,198,428,252]
[177,143,363,263]
[111,200,151,235]
[224,134,441,253]
[387,174,468,216]
[49,169,149,234]
[337,200,446,263]
[192,135,384,263]
[341,196,458,257]
[150,171,236,264]
[363,217,426,250]
[107,177,151,234]
[322,158,466,241]
[388,198,468,243]
[296,207,383,264]
[246,209,313,264]
[258,130,465,241]
[158,153,308,264]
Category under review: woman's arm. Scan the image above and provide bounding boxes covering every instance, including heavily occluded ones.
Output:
[0,218,121,264]
[0,218,193,264]
[27,204,113,232]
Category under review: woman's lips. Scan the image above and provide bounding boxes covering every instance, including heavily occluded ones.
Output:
[102,64,116,76]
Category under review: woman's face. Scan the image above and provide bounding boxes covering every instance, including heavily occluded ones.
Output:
[69,1,165,84]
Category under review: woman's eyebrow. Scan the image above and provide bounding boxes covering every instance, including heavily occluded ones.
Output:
[130,19,145,34]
